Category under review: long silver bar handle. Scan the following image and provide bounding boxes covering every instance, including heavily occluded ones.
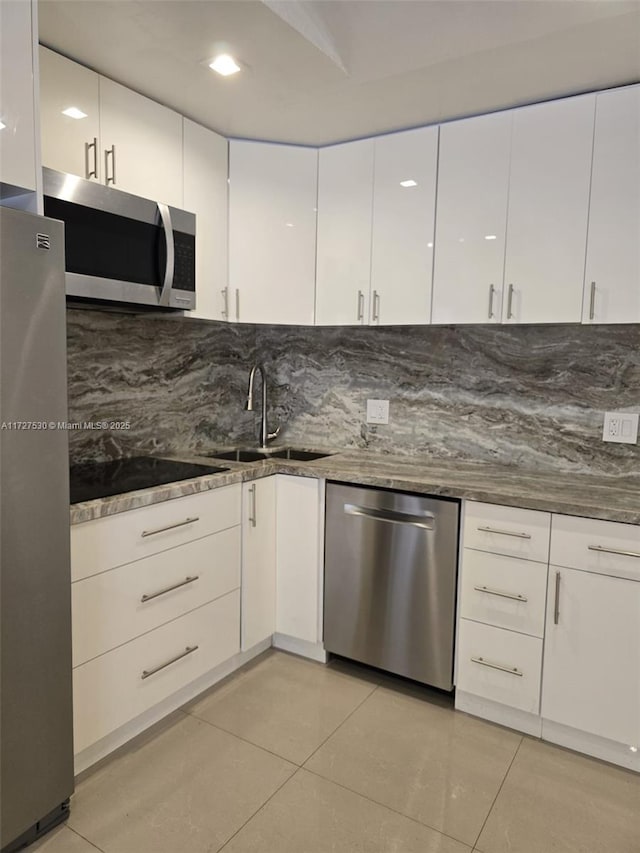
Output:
[141,645,198,680]
[507,283,514,319]
[248,484,257,527]
[357,289,364,322]
[221,287,229,319]
[141,516,199,538]
[554,571,561,625]
[471,656,523,677]
[589,281,596,321]
[477,525,531,540]
[141,576,199,603]
[344,503,435,530]
[474,585,528,603]
[372,290,380,322]
[588,544,640,559]
[104,145,116,185]
[85,138,98,179]
[157,202,175,307]
[235,288,240,321]
[488,284,495,319]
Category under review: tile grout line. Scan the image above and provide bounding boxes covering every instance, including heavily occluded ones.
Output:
[301,764,474,850]
[65,824,106,853]
[215,765,302,853]
[471,734,525,851]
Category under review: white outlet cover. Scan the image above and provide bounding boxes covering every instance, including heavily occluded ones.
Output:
[367,399,390,424]
[603,411,639,444]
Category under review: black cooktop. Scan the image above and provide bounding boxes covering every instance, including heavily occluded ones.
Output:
[69,456,228,504]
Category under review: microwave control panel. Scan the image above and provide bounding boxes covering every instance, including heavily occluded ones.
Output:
[173,231,196,292]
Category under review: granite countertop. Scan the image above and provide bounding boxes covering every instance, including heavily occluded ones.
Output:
[69,447,640,526]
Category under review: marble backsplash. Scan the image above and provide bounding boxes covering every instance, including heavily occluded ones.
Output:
[66,308,640,477]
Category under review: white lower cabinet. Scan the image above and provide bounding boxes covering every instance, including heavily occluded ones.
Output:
[274,475,324,658]
[457,620,543,714]
[73,592,240,754]
[241,477,277,650]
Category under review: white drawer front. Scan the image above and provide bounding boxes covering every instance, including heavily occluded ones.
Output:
[72,526,241,666]
[73,591,240,754]
[550,514,640,582]
[71,484,241,581]
[460,549,548,638]
[456,619,542,714]
[463,501,551,563]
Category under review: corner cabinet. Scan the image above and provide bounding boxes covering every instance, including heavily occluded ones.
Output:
[0,0,38,201]
[183,119,229,322]
[228,140,318,325]
[241,477,277,650]
[582,85,640,324]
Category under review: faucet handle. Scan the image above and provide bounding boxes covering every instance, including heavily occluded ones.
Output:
[267,424,281,442]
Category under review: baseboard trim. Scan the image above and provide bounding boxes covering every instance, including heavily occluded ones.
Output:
[272,633,327,663]
[455,690,542,737]
[542,718,640,773]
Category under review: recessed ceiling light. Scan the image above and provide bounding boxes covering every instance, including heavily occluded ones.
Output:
[285,222,295,227]
[399,179,417,188]
[62,106,88,120]
[0,120,5,130]
[209,54,241,76]
[484,234,497,240]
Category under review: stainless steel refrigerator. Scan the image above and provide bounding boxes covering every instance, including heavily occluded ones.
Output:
[0,207,74,851]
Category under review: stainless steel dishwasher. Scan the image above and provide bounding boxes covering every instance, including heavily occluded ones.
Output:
[324,483,460,690]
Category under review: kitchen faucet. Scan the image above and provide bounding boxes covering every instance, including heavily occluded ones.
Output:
[245,363,279,448]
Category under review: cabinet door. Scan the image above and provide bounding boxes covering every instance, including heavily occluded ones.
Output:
[39,47,101,181]
[316,139,374,325]
[99,76,183,206]
[583,86,640,324]
[541,565,640,747]
[183,119,228,321]
[370,127,437,325]
[432,112,512,324]
[0,0,36,193]
[228,141,317,324]
[275,476,322,643]
[504,95,595,324]
[241,477,276,650]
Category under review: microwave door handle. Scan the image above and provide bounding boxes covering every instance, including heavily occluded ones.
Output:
[157,202,174,307]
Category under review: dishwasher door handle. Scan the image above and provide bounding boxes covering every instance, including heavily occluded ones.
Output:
[344,503,435,530]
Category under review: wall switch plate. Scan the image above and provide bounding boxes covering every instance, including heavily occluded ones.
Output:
[367,399,389,424]
[603,411,639,444]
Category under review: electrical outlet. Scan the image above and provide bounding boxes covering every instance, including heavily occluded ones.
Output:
[367,399,389,424]
[603,411,639,444]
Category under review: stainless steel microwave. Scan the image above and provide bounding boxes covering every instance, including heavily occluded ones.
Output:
[43,168,196,310]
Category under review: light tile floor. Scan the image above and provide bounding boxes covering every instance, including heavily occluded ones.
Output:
[28,650,640,853]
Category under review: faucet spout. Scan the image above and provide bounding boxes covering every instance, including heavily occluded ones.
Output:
[246,364,278,448]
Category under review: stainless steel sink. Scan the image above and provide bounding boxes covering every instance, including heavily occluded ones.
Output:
[205,447,333,462]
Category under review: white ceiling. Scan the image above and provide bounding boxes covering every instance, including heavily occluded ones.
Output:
[38,0,640,145]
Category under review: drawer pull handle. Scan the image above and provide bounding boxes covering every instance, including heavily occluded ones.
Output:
[477,525,532,540]
[141,575,199,603]
[474,585,528,603]
[141,516,200,538]
[554,570,561,625]
[471,656,523,677]
[588,544,640,559]
[141,645,199,680]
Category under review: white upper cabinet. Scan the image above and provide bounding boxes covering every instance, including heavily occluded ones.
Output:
[228,140,317,325]
[0,0,37,195]
[316,139,374,325]
[39,46,101,181]
[370,127,438,325]
[183,119,228,322]
[583,86,640,324]
[503,94,596,324]
[99,77,183,207]
[432,111,512,324]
